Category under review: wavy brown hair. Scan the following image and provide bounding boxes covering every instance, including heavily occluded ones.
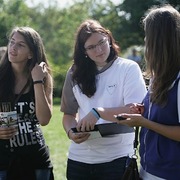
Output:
[0,27,52,104]
[72,19,120,97]
[142,4,180,106]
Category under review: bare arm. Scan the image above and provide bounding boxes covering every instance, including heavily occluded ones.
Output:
[76,104,132,132]
[116,113,180,142]
[62,113,77,135]
[96,104,132,121]
[31,63,53,126]
[33,76,53,126]
[142,118,180,141]
[62,113,90,143]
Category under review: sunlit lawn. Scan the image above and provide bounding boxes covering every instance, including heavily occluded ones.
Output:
[42,105,70,180]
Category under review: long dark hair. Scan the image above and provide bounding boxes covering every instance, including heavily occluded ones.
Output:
[72,19,120,97]
[0,27,51,104]
[143,4,180,106]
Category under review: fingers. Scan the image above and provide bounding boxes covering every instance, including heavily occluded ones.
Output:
[115,113,143,127]
[130,104,144,114]
[0,126,18,139]
[76,112,97,132]
[39,62,47,73]
[130,107,141,114]
[76,123,95,132]
[39,62,46,67]
[32,62,48,81]
[71,132,90,144]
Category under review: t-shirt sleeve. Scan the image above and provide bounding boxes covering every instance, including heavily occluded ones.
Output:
[123,62,147,105]
[60,68,78,114]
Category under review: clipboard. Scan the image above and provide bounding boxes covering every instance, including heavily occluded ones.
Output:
[71,122,134,139]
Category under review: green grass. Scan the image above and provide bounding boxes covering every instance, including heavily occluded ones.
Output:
[42,105,70,180]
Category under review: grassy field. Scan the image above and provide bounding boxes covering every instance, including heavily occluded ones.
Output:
[42,105,70,180]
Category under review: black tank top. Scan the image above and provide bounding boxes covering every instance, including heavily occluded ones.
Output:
[0,91,53,169]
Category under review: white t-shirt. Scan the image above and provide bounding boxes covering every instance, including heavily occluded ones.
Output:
[61,57,147,164]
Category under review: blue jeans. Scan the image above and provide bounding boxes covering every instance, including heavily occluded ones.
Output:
[0,169,51,180]
[35,169,51,180]
[67,157,127,180]
[0,171,6,180]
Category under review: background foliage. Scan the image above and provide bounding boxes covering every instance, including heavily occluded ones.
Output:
[0,0,179,97]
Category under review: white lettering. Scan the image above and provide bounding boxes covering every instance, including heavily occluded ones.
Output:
[19,122,28,134]
[29,102,35,113]
[10,132,38,147]
[10,136,18,147]
[18,102,25,113]
[26,122,33,133]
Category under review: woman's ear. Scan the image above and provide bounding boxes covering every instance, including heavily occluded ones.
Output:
[85,53,88,58]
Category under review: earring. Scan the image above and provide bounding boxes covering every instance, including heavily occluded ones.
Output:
[85,55,88,58]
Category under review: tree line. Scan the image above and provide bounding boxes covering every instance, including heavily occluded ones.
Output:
[0,0,179,98]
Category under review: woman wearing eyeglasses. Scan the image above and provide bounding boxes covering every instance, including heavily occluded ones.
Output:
[60,19,147,180]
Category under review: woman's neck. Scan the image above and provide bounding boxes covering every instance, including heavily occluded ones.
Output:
[97,65,104,70]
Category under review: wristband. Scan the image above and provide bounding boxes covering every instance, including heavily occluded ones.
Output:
[67,129,72,139]
[33,80,44,85]
[91,108,101,120]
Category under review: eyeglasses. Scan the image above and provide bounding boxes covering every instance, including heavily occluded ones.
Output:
[84,37,108,52]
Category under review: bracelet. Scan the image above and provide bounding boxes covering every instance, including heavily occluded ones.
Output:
[67,129,72,139]
[91,108,101,120]
[33,80,44,85]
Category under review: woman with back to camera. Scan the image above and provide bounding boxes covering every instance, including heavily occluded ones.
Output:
[115,4,180,180]
[0,26,54,179]
[60,19,147,180]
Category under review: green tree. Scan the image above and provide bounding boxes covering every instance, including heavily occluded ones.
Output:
[28,0,96,96]
[117,0,180,50]
[0,0,33,45]
[5,0,179,97]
